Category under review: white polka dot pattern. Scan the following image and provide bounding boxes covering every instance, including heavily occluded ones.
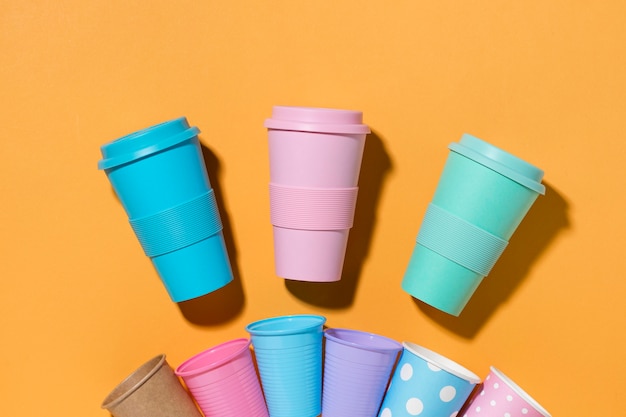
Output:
[377,345,479,417]
[463,369,549,417]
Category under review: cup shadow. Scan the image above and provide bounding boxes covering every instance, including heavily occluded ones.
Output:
[284,130,393,308]
[176,142,246,325]
[414,181,570,338]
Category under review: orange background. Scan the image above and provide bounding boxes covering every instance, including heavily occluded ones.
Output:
[2,1,625,415]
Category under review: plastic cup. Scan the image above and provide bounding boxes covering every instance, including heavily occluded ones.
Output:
[101,354,202,417]
[402,133,545,315]
[322,328,402,417]
[378,342,481,417]
[175,338,268,417]
[265,106,370,282]
[246,314,326,417]
[98,117,233,302]
[462,367,551,417]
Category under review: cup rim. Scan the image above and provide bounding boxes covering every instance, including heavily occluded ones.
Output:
[324,328,402,353]
[245,314,326,336]
[402,342,481,384]
[101,354,166,410]
[175,338,250,377]
[490,366,552,417]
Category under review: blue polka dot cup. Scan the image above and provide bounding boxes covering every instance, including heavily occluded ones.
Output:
[378,342,481,417]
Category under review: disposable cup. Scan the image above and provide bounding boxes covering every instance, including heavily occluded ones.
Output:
[324,355,397,372]
[265,106,370,282]
[175,338,268,417]
[402,133,545,315]
[462,367,551,417]
[322,328,402,417]
[98,117,233,302]
[101,354,202,417]
[378,342,481,417]
[246,314,326,417]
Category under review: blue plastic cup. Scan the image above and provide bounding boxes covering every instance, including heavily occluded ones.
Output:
[98,117,233,302]
[378,342,481,417]
[402,134,545,316]
[246,315,326,417]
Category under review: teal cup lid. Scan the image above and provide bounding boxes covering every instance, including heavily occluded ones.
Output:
[448,134,545,194]
[98,117,200,170]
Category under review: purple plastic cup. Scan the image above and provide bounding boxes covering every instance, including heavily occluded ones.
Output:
[322,328,402,417]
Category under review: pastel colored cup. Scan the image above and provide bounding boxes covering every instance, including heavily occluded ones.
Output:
[101,354,202,417]
[98,117,233,302]
[462,367,551,417]
[378,342,481,417]
[175,338,268,417]
[322,328,402,417]
[402,134,545,315]
[246,314,326,417]
[265,106,370,282]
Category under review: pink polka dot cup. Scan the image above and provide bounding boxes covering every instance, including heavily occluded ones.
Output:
[461,367,551,417]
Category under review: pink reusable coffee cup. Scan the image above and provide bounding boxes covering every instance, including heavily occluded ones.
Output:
[175,338,268,417]
[265,106,370,282]
[462,367,551,417]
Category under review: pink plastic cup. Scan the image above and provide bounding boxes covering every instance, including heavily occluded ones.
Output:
[175,338,268,417]
[265,106,370,282]
[462,367,551,417]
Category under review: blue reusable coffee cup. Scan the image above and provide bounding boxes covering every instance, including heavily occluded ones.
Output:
[98,117,233,302]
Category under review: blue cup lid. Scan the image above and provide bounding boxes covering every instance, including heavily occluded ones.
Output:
[98,117,200,170]
[449,134,545,194]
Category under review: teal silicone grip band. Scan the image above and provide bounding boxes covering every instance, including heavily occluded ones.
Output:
[416,204,508,276]
[129,190,222,257]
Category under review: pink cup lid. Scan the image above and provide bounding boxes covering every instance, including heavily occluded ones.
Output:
[264,106,371,134]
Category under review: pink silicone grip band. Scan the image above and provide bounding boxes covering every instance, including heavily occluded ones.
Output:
[270,184,358,230]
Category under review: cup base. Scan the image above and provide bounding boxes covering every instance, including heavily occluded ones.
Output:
[401,244,484,316]
[272,227,348,282]
[153,232,233,302]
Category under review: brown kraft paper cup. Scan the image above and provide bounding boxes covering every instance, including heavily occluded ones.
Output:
[101,354,202,417]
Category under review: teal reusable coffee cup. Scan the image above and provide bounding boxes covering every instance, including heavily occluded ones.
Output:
[98,117,233,302]
[246,315,326,417]
[402,134,545,316]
